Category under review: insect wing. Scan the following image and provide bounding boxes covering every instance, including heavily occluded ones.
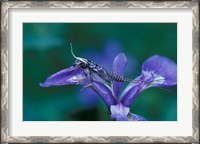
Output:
[94,67,113,82]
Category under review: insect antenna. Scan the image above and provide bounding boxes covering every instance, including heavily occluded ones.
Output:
[124,78,140,83]
[156,87,172,92]
[70,43,78,59]
[147,82,172,93]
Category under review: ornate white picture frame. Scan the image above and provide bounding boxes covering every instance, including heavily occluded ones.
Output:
[1,1,199,143]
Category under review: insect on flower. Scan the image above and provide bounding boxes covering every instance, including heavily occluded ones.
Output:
[40,46,177,121]
[69,43,134,87]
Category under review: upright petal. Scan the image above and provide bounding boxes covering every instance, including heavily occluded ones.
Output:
[40,66,89,87]
[142,55,177,87]
[112,53,127,97]
[92,81,117,109]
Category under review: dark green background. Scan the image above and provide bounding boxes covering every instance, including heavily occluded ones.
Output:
[23,23,177,121]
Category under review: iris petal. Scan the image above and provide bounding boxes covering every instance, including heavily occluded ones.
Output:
[120,55,177,107]
[110,103,130,121]
[92,81,117,109]
[112,53,127,97]
[40,66,89,87]
[119,76,142,107]
[142,55,177,87]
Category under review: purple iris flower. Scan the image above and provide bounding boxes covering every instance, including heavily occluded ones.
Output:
[78,40,125,108]
[40,53,177,121]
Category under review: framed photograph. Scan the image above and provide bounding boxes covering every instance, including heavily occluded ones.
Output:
[1,1,199,143]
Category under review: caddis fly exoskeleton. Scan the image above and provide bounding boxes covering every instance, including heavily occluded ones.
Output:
[70,43,134,84]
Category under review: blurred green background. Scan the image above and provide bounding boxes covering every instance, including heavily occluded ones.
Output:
[23,23,177,121]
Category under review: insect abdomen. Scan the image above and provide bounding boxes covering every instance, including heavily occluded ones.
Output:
[87,60,129,82]
[105,70,125,82]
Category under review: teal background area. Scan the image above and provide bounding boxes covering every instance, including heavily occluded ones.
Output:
[23,23,177,121]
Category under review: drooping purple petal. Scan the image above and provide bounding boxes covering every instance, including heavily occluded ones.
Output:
[142,55,177,87]
[92,81,117,109]
[40,66,90,87]
[112,53,127,97]
[110,103,130,121]
[128,112,147,121]
[120,55,177,107]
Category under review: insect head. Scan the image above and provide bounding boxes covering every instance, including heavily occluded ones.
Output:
[70,43,88,68]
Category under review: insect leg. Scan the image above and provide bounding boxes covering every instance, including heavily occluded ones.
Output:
[71,68,90,85]
[82,68,91,79]
[81,83,93,91]
[81,70,98,91]
[80,68,94,91]
[75,77,87,85]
